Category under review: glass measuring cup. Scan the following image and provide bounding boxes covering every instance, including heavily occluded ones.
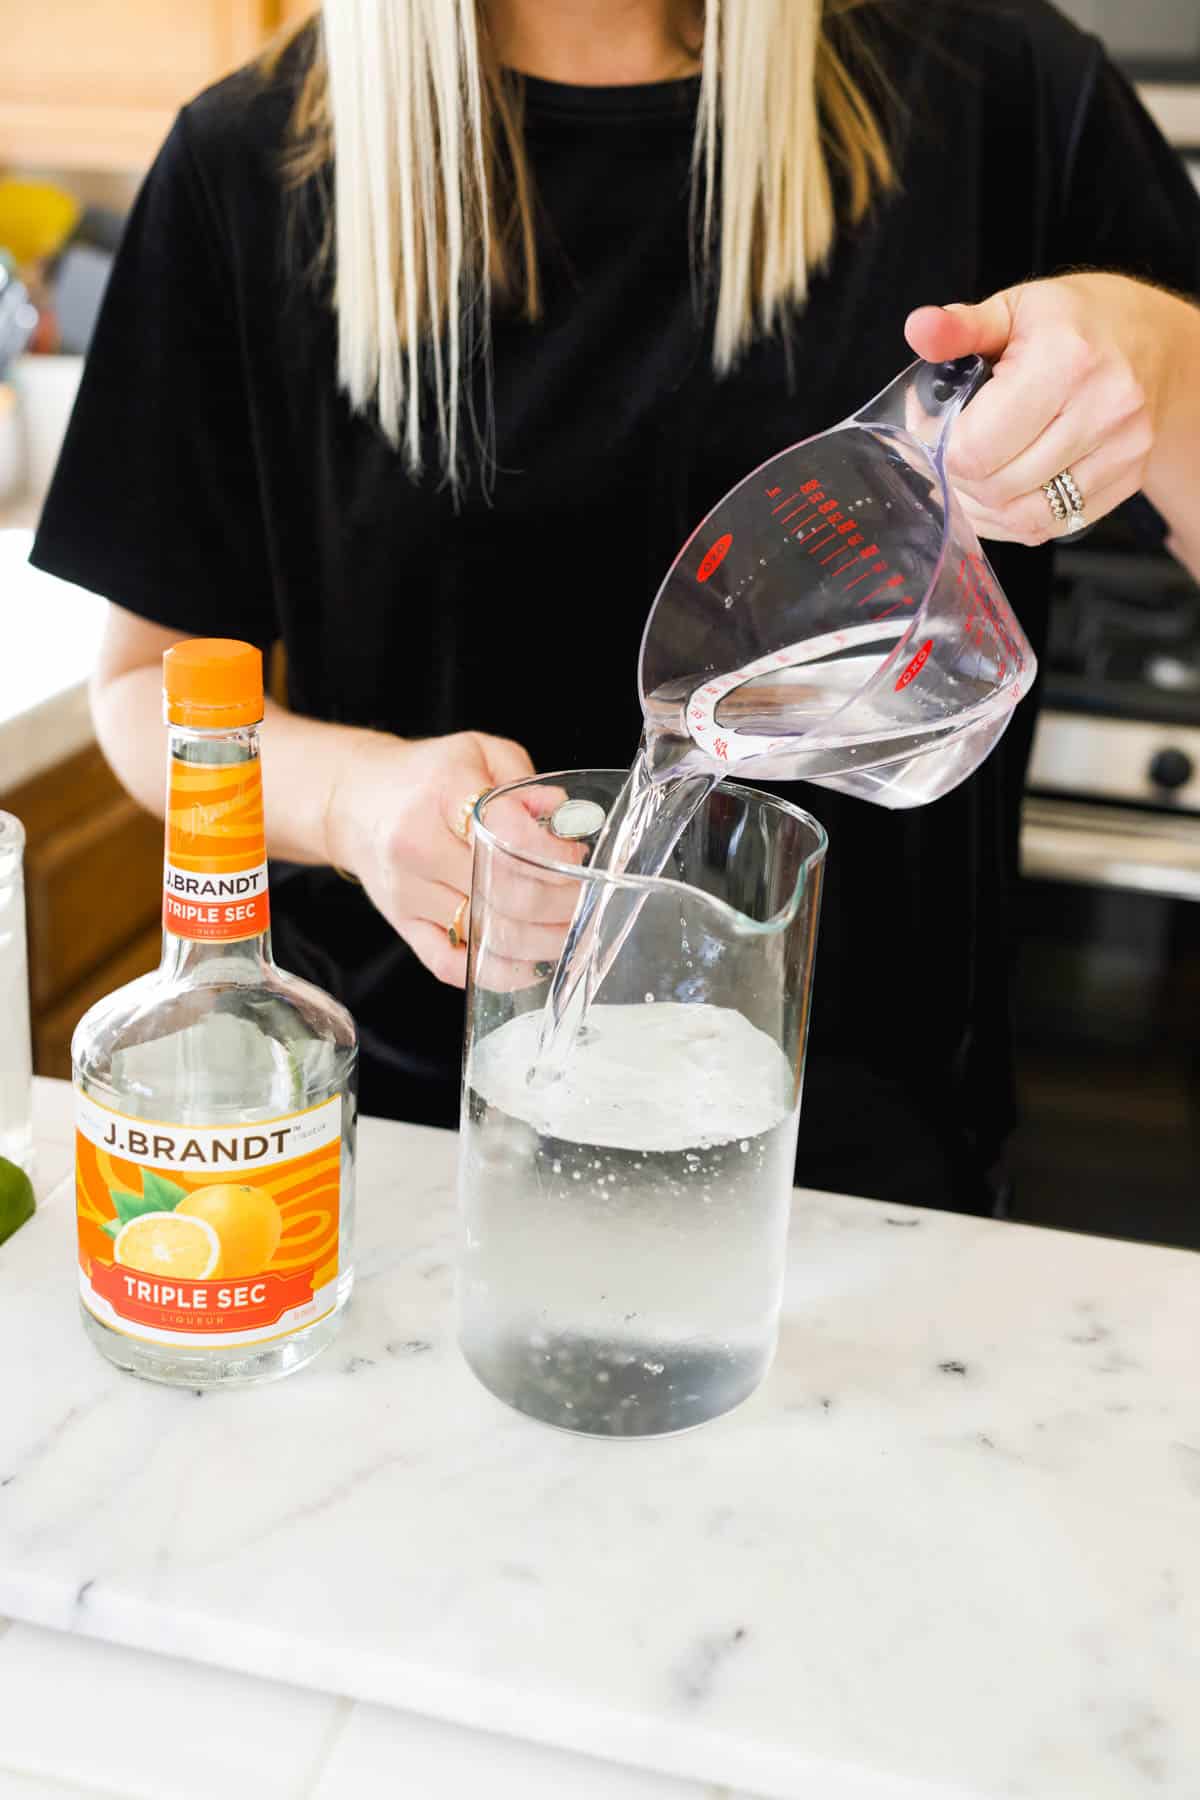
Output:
[640,356,1037,808]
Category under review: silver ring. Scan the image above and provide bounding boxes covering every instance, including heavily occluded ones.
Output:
[1045,467,1087,535]
[1056,468,1085,514]
[1042,480,1068,524]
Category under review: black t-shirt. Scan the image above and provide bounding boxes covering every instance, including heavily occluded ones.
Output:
[33,0,1200,1207]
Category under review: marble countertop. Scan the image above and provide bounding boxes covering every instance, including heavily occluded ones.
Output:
[0,525,106,794]
[2,1078,1198,1800]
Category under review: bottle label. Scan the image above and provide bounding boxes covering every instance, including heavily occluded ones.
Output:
[163,755,270,942]
[75,1092,341,1347]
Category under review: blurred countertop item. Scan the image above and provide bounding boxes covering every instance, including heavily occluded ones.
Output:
[0,350,99,794]
[0,526,106,792]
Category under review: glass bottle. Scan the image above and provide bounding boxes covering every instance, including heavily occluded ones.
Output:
[72,640,357,1386]
[0,811,33,1175]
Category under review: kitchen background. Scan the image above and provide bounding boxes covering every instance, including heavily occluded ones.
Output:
[1,0,1198,1246]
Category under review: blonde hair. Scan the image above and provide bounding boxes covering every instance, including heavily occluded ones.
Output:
[274,2,894,483]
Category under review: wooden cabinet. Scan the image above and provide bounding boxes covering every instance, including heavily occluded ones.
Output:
[0,1,306,172]
[2,746,161,1080]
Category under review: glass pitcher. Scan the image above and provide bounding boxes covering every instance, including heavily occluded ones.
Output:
[457,771,826,1437]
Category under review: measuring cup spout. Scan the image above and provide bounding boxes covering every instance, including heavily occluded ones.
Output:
[850,355,991,461]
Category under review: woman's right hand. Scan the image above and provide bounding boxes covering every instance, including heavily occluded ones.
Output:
[325,728,576,989]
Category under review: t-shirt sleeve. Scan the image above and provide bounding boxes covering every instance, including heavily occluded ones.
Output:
[1056,43,1200,300]
[30,108,276,646]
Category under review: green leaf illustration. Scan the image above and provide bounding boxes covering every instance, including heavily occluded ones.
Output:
[101,1219,120,1239]
[140,1171,188,1212]
[105,1170,187,1231]
[109,1187,159,1225]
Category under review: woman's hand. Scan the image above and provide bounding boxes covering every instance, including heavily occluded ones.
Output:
[904,273,1199,564]
[325,728,574,989]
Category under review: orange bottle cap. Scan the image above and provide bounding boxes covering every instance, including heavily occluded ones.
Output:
[163,639,264,731]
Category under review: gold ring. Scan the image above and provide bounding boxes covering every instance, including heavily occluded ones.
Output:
[453,789,489,844]
[447,893,470,950]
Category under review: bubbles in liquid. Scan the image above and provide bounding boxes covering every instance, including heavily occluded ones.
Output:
[460,1003,799,1436]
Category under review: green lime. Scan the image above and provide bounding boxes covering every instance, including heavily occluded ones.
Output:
[0,1155,35,1247]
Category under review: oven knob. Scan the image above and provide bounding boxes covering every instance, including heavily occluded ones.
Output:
[1148,748,1194,791]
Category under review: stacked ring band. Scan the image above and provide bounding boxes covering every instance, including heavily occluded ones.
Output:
[1042,466,1087,534]
[1056,468,1084,515]
[1043,479,1069,524]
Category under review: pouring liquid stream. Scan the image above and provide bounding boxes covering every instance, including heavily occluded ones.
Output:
[528,637,900,1089]
[530,727,718,1090]
[525,357,1038,1085]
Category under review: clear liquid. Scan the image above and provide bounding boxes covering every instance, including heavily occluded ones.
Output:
[534,729,717,1082]
[461,1003,798,1436]
[646,642,1009,797]
[533,633,1010,1082]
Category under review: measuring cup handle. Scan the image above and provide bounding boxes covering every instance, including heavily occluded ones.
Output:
[916,355,993,459]
[915,354,991,415]
[852,355,992,456]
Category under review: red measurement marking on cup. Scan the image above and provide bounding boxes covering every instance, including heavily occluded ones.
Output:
[957,553,1026,668]
[842,545,880,579]
[767,476,902,627]
[821,537,860,566]
[895,639,934,691]
[844,560,887,591]
[766,485,814,525]
[696,533,733,582]
[858,573,904,607]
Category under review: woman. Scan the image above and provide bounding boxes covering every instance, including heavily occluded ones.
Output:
[34,0,1200,1208]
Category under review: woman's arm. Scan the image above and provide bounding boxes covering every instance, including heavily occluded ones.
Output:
[93,608,351,866]
[92,604,550,987]
[1143,292,1200,577]
[905,275,1200,579]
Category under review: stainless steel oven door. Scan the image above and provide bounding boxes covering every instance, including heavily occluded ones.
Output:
[1013,735,1200,1245]
[1022,795,1200,901]
[1023,710,1200,898]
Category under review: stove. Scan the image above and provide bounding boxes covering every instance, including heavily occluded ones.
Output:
[1023,540,1200,900]
[1012,526,1200,1248]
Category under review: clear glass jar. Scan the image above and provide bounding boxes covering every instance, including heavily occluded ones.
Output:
[0,811,33,1175]
[458,770,826,1437]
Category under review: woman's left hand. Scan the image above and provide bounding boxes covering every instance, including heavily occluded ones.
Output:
[904,272,1175,546]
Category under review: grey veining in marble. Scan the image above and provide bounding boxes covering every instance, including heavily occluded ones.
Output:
[1,1080,1198,1800]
